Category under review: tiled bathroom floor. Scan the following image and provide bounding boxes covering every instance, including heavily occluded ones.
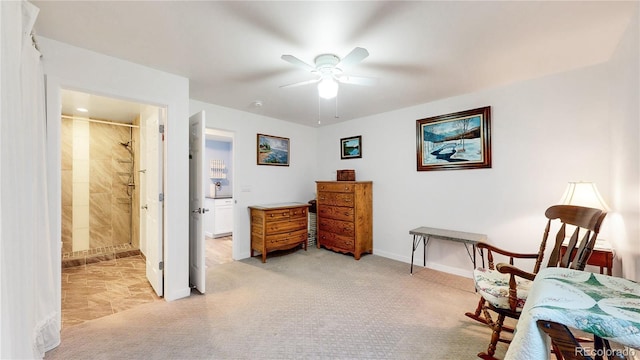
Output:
[61,236,233,328]
[62,243,140,268]
[206,235,233,267]
[61,255,161,328]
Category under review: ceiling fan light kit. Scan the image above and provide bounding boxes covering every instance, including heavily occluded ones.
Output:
[318,77,339,99]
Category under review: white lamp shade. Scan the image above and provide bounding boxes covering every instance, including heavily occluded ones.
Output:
[559,182,610,212]
[317,78,338,99]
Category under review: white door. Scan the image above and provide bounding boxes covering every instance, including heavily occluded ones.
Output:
[189,111,206,293]
[140,105,164,296]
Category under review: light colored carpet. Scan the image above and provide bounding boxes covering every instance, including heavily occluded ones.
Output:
[45,247,508,359]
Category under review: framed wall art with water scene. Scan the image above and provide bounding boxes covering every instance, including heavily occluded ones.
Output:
[257,133,290,166]
[340,135,362,159]
[416,106,491,171]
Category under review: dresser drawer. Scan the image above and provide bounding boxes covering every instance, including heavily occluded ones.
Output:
[266,229,307,246]
[265,218,307,234]
[317,205,354,222]
[317,182,355,193]
[289,206,307,218]
[318,230,355,251]
[265,209,291,221]
[318,217,355,236]
[317,192,355,207]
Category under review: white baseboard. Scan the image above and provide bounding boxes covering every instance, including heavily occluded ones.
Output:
[373,249,474,279]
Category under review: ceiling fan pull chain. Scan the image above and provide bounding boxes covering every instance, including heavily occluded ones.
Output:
[335,95,340,119]
[317,96,321,125]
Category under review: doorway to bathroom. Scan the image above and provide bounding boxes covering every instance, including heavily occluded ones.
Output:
[204,128,234,268]
[59,89,165,327]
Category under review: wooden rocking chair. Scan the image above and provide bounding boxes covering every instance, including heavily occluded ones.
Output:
[537,320,628,360]
[466,205,606,359]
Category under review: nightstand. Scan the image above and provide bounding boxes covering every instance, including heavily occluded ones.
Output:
[560,239,614,275]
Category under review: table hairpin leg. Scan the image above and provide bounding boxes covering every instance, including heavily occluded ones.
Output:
[410,234,430,275]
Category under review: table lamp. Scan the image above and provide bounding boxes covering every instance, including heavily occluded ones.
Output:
[559,181,610,212]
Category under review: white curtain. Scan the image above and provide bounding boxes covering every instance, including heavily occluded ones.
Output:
[1,1,59,358]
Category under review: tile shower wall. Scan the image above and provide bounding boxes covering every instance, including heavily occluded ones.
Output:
[61,118,135,253]
[131,116,140,250]
[61,119,73,254]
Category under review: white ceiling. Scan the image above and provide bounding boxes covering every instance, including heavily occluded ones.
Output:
[33,1,636,127]
[61,89,143,124]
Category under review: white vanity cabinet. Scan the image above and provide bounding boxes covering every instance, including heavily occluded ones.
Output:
[204,198,216,237]
[213,198,233,237]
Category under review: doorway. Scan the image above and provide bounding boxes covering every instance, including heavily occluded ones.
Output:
[59,89,165,327]
[204,128,234,268]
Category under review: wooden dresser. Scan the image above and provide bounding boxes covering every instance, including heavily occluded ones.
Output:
[249,203,310,263]
[316,181,373,260]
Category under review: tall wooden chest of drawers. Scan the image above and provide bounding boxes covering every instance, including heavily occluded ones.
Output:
[316,181,373,260]
[249,203,310,263]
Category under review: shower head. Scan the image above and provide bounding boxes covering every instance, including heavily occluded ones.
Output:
[119,141,134,156]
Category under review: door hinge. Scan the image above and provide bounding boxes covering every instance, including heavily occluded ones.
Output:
[159,124,165,134]
[159,261,164,271]
[159,193,164,202]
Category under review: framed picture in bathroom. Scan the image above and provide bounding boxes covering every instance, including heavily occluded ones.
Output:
[257,133,289,166]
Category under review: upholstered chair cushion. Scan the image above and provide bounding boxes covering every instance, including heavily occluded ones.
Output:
[473,267,533,311]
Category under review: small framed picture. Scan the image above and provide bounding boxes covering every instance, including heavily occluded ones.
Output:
[257,133,290,166]
[340,135,362,159]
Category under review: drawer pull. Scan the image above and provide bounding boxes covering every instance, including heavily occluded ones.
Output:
[282,212,287,216]
[319,197,325,200]
[270,214,274,217]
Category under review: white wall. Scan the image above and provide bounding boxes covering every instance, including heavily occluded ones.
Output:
[190,101,318,260]
[608,6,640,281]
[317,64,614,278]
[40,37,191,301]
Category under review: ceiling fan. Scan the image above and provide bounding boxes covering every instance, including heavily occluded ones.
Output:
[280,47,377,99]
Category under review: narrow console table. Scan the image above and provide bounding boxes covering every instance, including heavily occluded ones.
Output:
[409,226,487,274]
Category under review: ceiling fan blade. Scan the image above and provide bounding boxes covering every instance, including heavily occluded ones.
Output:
[336,47,369,70]
[281,54,316,72]
[336,75,378,86]
[280,78,320,89]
